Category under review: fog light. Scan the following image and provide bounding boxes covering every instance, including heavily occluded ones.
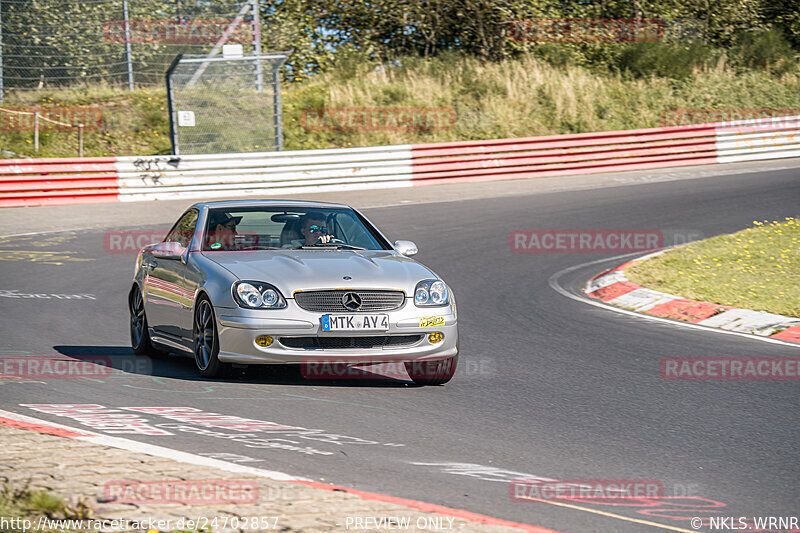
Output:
[255,335,273,347]
[428,332,444,344]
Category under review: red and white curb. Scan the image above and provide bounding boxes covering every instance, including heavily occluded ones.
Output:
[585,254,800,344]
[0,409,558,533]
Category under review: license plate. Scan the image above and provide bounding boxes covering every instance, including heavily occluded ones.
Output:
[321,314,389,331]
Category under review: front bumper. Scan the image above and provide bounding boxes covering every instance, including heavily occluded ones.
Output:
[215,299,458,364]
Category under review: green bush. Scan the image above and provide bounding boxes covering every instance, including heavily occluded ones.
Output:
[530,44,583,68]
[617,41,721,79]
[730,27,797,74]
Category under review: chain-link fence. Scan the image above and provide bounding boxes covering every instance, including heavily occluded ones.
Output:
[166,52,287,154]
[0,0,262,94]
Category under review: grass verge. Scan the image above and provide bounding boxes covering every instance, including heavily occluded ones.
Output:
[0,480,90,532]
[626,218,800,317]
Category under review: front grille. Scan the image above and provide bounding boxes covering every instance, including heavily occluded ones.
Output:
[294,290,405,312]
[279,335,422,350]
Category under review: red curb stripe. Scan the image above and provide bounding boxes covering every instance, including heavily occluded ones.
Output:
[590,259,639,282]
[588,280,640,302]
[588,259,636,282]
[645,299,734,323]
[771,324,800,343]
[590,261,800,345]
[0,416,93,438]
[411,123,718,152]
[409,157,717,186]
[613,260,637,272]
[1,411,561,532]
[292,480,561,533]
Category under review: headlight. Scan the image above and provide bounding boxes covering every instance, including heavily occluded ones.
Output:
[414,279,449,307]
[232,281,287,309]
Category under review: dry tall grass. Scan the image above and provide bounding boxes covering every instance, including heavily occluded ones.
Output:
[2,53,799,156]
[283,54,800,149]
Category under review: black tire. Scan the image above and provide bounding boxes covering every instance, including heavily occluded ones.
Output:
[405,355,458,386]
[129,285,160,356]
[193,296,225,378]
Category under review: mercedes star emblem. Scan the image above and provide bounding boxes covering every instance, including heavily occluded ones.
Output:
[341,292,362,311]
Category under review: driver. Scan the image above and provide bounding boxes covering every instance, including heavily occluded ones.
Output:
[296,214,335,246]
[205,212,242,250]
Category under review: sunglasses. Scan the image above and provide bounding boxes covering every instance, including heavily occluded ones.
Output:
[308,225,328,234]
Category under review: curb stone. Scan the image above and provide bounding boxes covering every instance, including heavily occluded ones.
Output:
[0,415,558,533]
[585,257,800,344]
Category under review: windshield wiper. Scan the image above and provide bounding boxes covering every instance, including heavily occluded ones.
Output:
[299,243,366,250]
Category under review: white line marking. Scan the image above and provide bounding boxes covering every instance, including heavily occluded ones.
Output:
[0,408,308,481]
[548,254,800,349]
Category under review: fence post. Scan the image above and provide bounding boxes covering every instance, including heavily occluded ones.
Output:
[252,0,263,92]
[166,53,183,155]
[122,0,134,91]
[0,2,4,105]
[78,124,84,157]
[273,64,282,150]
[34,111,39,151]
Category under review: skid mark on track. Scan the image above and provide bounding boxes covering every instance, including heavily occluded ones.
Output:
[0,233,93,265]
[0,250,93,265]
[0,233,78,247]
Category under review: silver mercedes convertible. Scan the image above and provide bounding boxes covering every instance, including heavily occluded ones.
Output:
[129,200,458,385]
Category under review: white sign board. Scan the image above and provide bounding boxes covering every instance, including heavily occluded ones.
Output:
[222,44,244,58]
[177,110,196,127]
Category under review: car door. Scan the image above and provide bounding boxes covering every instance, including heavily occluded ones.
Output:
[144,209,198,340]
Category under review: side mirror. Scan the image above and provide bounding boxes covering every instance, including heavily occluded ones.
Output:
[152,241,187,260]
[394,240,418,257]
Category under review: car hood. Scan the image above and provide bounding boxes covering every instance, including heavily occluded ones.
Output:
[201,249,439,296]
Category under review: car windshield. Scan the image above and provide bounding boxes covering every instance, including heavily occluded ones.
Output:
[201,206,391,252]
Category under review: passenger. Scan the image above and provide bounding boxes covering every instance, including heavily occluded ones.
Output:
[205,212,241,250]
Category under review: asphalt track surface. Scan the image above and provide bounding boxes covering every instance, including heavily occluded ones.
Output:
[1,163,799,533]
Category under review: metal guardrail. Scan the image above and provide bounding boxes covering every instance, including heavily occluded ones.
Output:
[1,115,798,207]
[0,157,119,206]
[114,144,414,202]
